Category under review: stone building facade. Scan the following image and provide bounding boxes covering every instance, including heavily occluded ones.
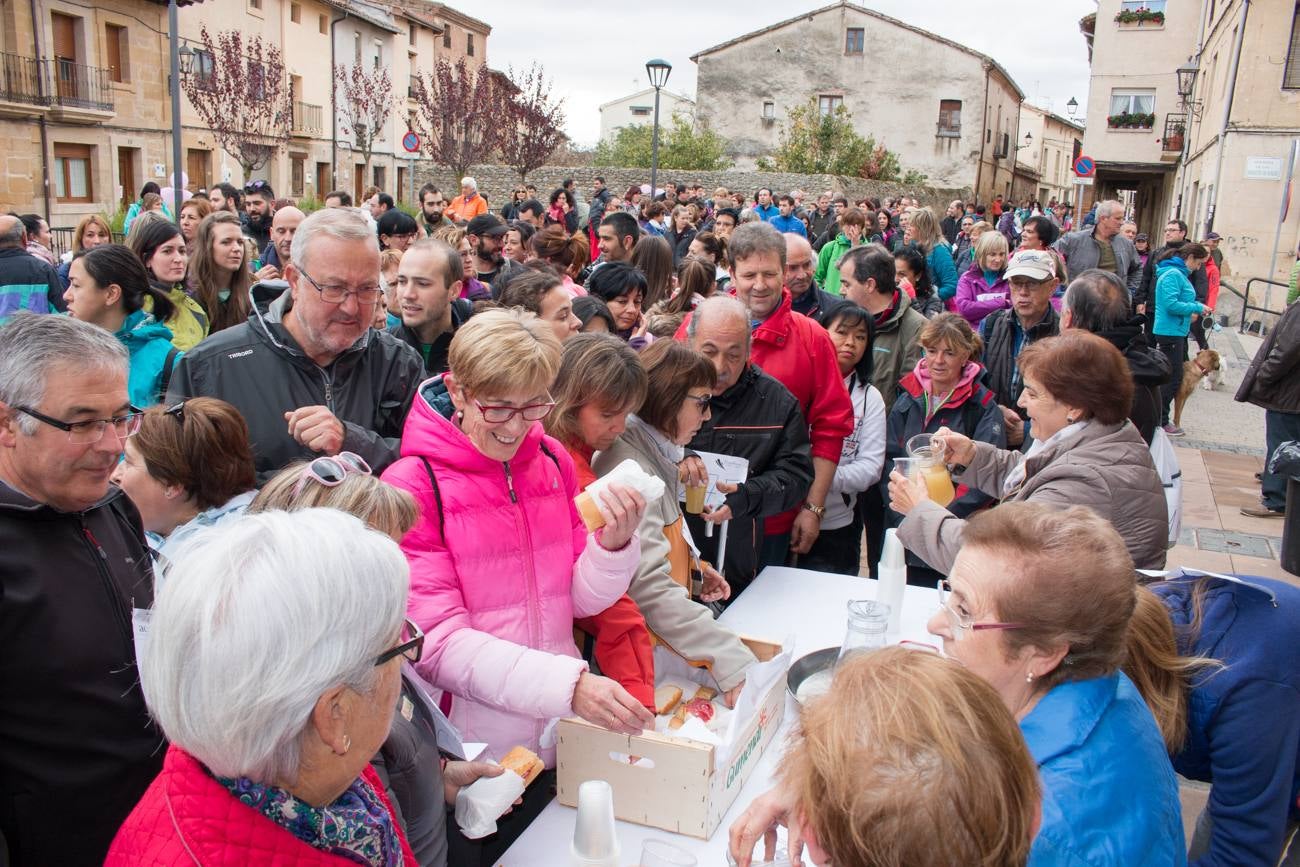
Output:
[691,1,1023,203]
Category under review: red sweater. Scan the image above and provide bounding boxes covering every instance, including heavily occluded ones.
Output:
[567,441,657,710]
[106,746,418,866]
[676,289,853,535]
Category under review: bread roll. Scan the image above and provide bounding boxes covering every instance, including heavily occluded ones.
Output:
[500,745,544,787]
[655,685,683,715]
[574,491,606,531]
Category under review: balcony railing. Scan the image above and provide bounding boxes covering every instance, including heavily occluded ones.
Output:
[936,123,961,138]
[0,53,113,112]
[1161,113,1186,152]
[0,52,45,105]
[292,100,323,135]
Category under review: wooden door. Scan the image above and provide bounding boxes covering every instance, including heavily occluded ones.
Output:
[186,148,210,192]
[315,162,330,197]
[51,13,78,101]
[117,147,137,209]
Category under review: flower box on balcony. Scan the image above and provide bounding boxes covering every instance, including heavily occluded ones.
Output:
[1115,8,1165,26]
[1107,112,1156,130]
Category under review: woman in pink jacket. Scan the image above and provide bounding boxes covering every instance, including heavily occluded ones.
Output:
[953,230,1011,330]
[381,309,653,776]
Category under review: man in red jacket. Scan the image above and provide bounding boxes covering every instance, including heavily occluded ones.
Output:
[677,221,853,567]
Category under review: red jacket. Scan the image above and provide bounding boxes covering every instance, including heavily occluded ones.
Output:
[567,441,657,710]
[676,289,854,535]
[106,746,418,866]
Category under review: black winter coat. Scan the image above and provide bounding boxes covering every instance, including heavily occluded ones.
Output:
[1236,298,1300,414]
[979,306,1061,417]
[683,364,814,594]
[0,483,163,866]
[1095,318,1174,443]
[166,290,425,480]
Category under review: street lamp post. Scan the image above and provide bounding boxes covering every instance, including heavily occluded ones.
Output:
[168,0,185,219]
[645,58,671,203]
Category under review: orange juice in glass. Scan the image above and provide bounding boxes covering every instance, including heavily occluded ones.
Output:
[905,433,956,507]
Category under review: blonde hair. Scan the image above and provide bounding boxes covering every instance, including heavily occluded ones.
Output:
[919,312,983,361]
[908,207,942,252]
[1123,583,1223,753]
[249,467,418,540]
[974,231,1009,269]
[433,225,465,249]
[179,196,212,224]
[379,248,403,273]
[783,647,1039,867]
[73,214,113,252]
[969,221,993,240]
[448,307,561,399]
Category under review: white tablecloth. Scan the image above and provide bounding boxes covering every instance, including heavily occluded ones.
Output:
[499,566,941,865]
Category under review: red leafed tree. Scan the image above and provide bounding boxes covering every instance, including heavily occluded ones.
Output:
[498,63,567,182]
[335,60,393,183]
[411,58,504,181]
[181,26,290,178]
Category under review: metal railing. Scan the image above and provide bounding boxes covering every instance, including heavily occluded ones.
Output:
[1161,113,1186,152]
[292,100,322,134]
[0,52,45,105]
[1239,277,1290,334]
[935,123,961,138]
[0,53,113,112]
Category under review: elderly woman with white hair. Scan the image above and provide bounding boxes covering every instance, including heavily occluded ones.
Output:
[107,509,422,865]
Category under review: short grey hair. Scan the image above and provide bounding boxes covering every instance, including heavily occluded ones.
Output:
[289,207,377,271]
[1096,200,1125,220]
[688,294,750,348]
[1062,269,1129,332]
[728,220,787,269]
[0,218,24,249]
[461,176,477,190]
[141,508,409,783]
[0,312,127,435]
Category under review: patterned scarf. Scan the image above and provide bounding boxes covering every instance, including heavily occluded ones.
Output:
[218,773,402,866]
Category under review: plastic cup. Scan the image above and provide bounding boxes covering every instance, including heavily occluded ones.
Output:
[572,779,620,866]
[683,482,707,515]
[891,457,919,481]
[640,838,697,867]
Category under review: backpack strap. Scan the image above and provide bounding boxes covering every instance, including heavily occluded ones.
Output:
[157,347,180,402]
[417,456,447,541]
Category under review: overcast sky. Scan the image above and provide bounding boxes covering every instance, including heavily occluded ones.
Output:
[475,0,1097,147]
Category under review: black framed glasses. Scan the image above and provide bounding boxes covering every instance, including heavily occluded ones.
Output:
[296,266,383,306]
[14,404,142,444]
[473,397,555,424]
[686,393,712,411]
[375,618,424,666]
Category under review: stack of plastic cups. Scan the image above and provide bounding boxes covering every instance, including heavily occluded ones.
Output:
[571,779,620,866]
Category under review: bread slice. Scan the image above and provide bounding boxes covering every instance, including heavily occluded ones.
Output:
[654,685,683,715]
[500,745,545,787]
[693,686,717,702]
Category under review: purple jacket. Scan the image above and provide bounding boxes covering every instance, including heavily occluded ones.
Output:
[954,263,1010,329]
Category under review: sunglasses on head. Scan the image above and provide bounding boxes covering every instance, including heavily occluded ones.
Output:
[244,180,271,194]
[291,451,372,497]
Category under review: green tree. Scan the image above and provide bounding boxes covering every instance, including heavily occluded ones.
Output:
[594,114,730,170]
[762,100,925,183]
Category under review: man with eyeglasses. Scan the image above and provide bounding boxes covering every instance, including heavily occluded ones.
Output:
[0,312,164,865]
[166,208,424,480]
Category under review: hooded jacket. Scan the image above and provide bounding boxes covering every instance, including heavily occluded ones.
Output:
[380,376,640,766]
[387,298,473,376]
[1235,297,1300,414]
[1150,574,1300,867]
[1154,256,1204,338]
[594,418,758,691]
[869,294,928,413]
[143,281,209,351]
[1022,673,1186,866]
[1093,318,1174,443]
[0,482,164,866]
[682,364,814,592]
[898,420,1168,575]
[165,290,425,480]
[116,309,179,408]
[813,233,858,294]
[106,746,417,866]
[953,262,1010,329]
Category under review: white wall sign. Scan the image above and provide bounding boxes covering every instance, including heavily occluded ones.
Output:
[1244,157,1283,181]
[153,164,166,178]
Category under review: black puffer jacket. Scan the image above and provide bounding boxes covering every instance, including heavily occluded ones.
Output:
[0,483,163,866]
[166,290,425,480]
[1094,318,1174,443]
[683,364,813,594]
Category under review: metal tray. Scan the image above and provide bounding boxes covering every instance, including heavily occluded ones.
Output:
[786,646,839,705]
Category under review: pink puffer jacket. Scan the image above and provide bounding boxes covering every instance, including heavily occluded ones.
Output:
[381,376,640,765]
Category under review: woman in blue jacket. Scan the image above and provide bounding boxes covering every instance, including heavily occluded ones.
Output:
[927,501,1186,867]
[64,244,179,407]
[1153,243,1212,436]
[907,206,959,304]
[1126,573,1300,867]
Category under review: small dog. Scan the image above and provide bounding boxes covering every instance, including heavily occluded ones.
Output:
[1173,348,1222,427]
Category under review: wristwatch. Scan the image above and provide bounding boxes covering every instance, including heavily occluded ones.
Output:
[801,502,826,518]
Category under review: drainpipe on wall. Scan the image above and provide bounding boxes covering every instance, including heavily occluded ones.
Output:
[975,62,991,200]
[1204,0,1250,235]
[30,0,51,219]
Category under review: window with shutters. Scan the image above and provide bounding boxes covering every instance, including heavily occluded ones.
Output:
[105,24,128,83]
[845,28,864,54]
[937,99,961,137]
[54,143,93,203]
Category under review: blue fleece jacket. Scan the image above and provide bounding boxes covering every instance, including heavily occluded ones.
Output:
[1151,573,1300,867]
[1153,256,1204,338]
[116,309,178,407]
[753,203,779,222]
[926,244,959,301]
[769,214,807,237]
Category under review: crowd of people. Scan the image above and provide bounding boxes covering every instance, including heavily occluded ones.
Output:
[0,173,1297,867]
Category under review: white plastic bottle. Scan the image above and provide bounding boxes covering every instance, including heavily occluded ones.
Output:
[877,529,907,636]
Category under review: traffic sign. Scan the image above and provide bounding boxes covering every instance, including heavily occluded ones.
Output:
[1073,155,1096,177]
[402,130,420,153]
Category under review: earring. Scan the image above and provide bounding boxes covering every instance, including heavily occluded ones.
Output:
[456,410,464,421]
[339,735,351,755]
[1025,672,1034,684]
[1066,416,1077,424]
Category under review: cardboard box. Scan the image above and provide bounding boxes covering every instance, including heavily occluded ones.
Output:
[555,637,786,839]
